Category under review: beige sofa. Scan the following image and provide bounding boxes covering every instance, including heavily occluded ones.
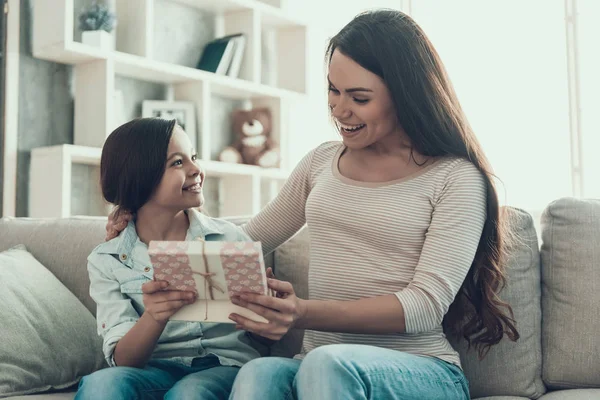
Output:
[0,197,599,399]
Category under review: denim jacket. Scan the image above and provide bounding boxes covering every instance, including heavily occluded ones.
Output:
[87,209,265,368]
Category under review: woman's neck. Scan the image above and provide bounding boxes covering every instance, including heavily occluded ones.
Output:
[362,129,430,165]
[135,206,189,245]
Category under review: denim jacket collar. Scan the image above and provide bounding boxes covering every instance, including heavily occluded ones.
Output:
[95,209,224,263]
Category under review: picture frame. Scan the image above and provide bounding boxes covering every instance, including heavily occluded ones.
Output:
[142,100,197,148]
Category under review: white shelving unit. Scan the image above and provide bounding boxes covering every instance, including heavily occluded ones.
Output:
[30,145,287,218]
[29,0,305,218]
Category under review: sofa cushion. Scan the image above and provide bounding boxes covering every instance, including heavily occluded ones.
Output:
[448,207,545,399]
[6,391,75,400]
[538,389,600,400]
[540,198,600,389]
[0,217,107,315]
[0,246,105,398]
[473,397,530,400]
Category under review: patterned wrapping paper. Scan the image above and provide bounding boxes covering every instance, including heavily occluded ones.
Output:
[148,240,268,301]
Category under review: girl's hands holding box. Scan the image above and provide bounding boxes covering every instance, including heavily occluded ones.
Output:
[142,280,197,324]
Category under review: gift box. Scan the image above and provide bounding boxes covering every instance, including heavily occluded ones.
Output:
[148,240,269,323]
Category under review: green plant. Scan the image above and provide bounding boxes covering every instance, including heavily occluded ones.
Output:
[78,1,116,32]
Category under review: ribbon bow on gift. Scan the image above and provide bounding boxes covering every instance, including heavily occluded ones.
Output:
[193,240,225,320]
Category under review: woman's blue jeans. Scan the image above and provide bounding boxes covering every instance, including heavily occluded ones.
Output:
[230,344,470,400]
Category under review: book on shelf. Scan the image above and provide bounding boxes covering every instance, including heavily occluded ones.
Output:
[226,34,246,78]
[196,33,246,78]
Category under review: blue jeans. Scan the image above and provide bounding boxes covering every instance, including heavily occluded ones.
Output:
[230,344,470,400]
[75,355,239,400]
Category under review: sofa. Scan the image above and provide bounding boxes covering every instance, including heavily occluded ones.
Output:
[0,197,598,399]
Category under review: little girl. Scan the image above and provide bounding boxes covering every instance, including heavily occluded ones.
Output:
[75,118,264,400]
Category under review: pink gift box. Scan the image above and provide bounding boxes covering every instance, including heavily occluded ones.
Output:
[148,240,269,323]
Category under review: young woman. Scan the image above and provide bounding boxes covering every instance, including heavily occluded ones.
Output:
[75,118,265,400]
[227,9,520,400]
[108,9,520,400]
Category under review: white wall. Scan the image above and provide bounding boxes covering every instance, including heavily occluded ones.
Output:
[411,0,573,212]
[284,1,403,166]
[578,0,600,199]
[286,1,598,212]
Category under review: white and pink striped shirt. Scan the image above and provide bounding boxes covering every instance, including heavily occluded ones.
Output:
[243,141,487,367]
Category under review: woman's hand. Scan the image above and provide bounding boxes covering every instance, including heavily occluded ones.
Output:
[142,281,197,324]
[229,269,306,341]
[105,208,133,241]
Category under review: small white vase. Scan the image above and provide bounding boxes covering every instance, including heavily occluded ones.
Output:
[82,30,115,51]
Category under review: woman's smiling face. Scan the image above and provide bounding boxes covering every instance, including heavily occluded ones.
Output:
[327,49,402,150]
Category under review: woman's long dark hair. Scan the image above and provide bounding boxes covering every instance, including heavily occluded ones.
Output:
[327,9,519,359]
[101,118,176,215]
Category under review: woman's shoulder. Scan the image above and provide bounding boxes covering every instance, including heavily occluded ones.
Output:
[298,140,343,161]
[313,140,344,157]
[429,156,486,189]
[299,140,343,171]
[425,155,479,174]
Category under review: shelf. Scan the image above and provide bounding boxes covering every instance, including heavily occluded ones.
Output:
[32,145,289,180]
[30,0,302,218]
[34,42,304,100]
[34,41,110,64]
[113,51,301,99]
[167,0,304,27]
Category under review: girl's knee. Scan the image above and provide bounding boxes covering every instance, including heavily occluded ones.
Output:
[76,368,138,399]
[237,357,284,380]
[79,367,123,387]
[165,380,220,400]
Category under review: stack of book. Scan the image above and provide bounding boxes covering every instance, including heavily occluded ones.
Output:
[196,33,247,79]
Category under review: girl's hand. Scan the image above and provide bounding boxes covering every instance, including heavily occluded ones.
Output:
[142,281,197,324]
[105,208,133,241]
[229,273,306,341]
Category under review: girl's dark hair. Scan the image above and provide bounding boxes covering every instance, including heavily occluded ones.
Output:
[101,118,176,215]
[327,9,519,359]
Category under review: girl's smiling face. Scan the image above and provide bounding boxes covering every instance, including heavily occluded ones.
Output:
[148,125,205,211]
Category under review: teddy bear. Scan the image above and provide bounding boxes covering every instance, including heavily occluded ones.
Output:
[218,107,280,168]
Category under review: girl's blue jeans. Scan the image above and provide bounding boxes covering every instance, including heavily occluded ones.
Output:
[75,355,238,400]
